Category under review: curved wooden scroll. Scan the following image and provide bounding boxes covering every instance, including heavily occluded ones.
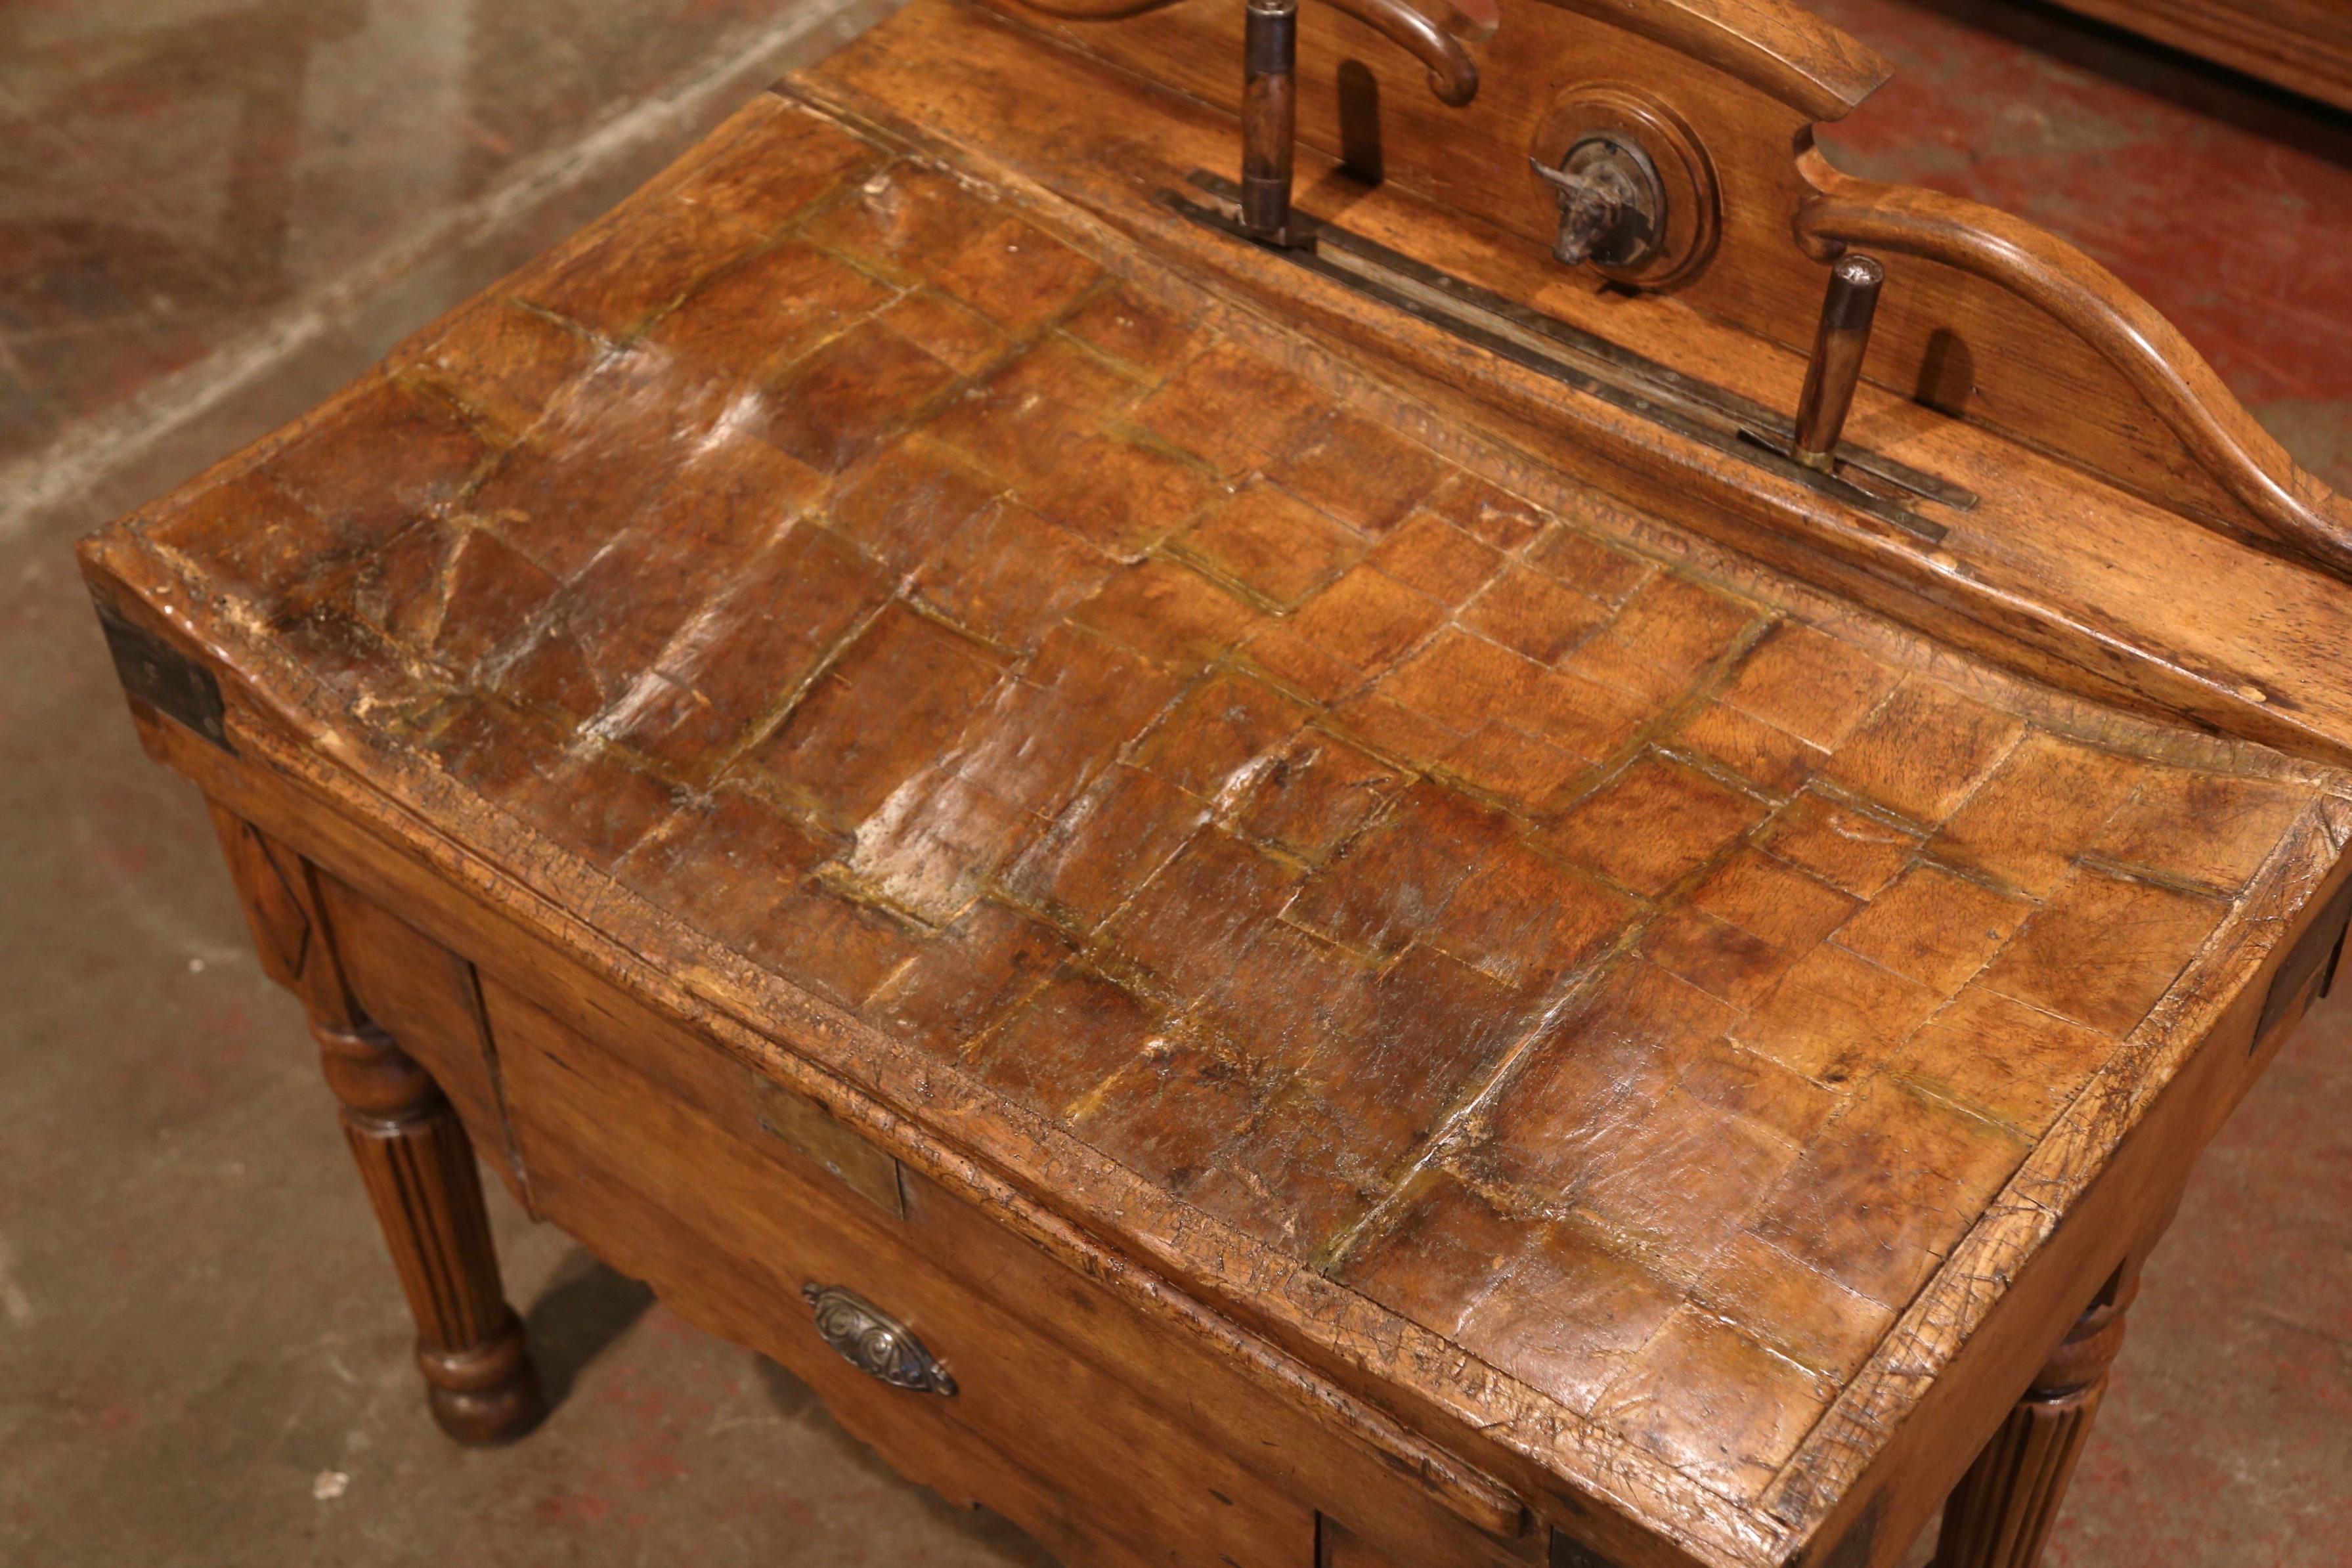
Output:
[1014,0,1481,104]
[1795,153,2352,577]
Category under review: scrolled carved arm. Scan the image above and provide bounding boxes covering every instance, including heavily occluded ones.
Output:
[1795,148,2352,578]
[1011,0,1480,105]
[1325,0,1479,103]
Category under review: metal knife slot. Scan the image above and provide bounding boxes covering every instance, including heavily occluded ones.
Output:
[1169,173,1974,546]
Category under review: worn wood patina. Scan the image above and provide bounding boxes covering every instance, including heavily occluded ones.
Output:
[80,2,2352,1565]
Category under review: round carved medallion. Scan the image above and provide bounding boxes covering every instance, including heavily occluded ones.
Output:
[1529,82,1720,292]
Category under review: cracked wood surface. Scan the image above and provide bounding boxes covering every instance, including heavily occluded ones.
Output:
[81,82,2352,1568]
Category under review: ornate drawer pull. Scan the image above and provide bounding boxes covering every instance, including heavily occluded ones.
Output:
[801,1283,958,1396]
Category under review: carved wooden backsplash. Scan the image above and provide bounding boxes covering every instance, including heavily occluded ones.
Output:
[984,0,2352,574]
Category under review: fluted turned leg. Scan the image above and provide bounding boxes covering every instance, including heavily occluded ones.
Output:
[204,805,544,1445]
[314,1016,544,1445]
[1934,1265,2138,1568]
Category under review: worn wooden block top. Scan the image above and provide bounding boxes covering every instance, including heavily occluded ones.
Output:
[87,83,2349,1567]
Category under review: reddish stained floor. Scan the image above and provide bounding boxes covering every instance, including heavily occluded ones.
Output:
[1,2,2347,1566]
[1812,0,2352,490]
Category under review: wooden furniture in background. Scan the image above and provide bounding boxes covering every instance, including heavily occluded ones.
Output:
[2046,0,2352,114]
[82,1,2352,1565]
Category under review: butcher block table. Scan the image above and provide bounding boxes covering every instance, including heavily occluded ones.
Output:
[79,1,2352,1565]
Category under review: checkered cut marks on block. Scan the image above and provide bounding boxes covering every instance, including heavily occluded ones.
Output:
[135,93,2326,1506]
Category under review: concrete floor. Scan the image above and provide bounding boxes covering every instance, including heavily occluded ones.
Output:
[1,1,2347,1564]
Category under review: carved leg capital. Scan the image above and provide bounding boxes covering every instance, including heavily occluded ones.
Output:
[1934,1266,2139,1568]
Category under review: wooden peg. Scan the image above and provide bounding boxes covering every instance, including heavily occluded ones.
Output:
[1240,0,1299,244]
[1791,253,1884,472]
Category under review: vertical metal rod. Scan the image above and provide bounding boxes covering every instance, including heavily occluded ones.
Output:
[1241,0,1299,244]
[1791,253,1885,471]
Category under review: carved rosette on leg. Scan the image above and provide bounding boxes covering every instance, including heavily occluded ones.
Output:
[314,1018,544,1445]
[1934,1267,2138,1568]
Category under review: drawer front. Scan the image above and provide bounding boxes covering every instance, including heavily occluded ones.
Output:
[479,969,1539,1568]
[487,978,1318,1568]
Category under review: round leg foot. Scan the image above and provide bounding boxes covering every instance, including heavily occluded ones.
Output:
[418,1310,546,1447]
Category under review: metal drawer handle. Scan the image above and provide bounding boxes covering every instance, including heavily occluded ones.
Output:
[801,1283,957,1396]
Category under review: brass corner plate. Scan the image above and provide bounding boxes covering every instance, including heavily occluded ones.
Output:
[93,596,232,753]
[2256,869,2352,1047]
[751,1070,906,1217]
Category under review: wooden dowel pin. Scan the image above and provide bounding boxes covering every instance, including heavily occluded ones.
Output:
[1791,253,1884,472]
[1241,0,1299,244]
